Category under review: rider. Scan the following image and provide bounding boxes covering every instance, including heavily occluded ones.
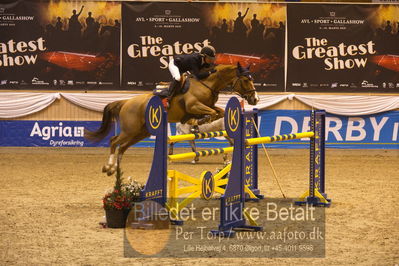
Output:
[163,45,217,107]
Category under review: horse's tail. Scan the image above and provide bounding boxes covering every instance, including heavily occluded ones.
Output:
[84,100,126,142]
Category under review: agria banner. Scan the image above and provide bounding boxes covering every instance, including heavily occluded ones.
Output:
[1,111,397,149]
[0,121,112,147]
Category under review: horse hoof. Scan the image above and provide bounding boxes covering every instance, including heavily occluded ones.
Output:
[107,167,116,176]
[107,169,115,176]
[102,165,109,173]
[190,126,200,133]
[191,160,197,164]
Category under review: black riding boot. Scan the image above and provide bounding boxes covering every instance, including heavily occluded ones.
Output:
[167,79,179,102]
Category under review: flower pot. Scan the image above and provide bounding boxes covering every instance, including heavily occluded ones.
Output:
[105,208,130,228]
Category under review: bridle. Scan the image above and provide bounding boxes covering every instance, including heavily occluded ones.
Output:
[230,69,256,101]
[195,66,256,100]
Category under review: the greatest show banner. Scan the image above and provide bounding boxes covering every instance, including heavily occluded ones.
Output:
[0,1,121,90]
[287,4,399,92]
[122,2,286,91]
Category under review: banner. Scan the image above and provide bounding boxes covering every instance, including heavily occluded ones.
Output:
[122,2,286,91]
[181,110,399,149]
[257,110,399,149]
[287,4,399,92]
[0,1,121,89]
[0,120,113,147]
[2,110,397,149]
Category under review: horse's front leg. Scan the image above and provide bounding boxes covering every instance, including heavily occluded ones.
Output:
[213,106,225,120]
[222,153,230,166]
[189,140,199,164]
[223,136,233,166]
[168,142,174,156]
[184,101,218,125]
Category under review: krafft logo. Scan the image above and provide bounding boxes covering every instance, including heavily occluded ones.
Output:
[227,108,240,132]
[148,105,162,130]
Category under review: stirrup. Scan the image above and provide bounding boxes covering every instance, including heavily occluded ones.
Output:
[162,98,169,109]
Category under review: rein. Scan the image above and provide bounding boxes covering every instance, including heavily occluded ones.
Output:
[196,78,219,98]
[194,67,256,99]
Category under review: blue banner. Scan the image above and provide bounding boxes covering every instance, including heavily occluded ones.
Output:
[257,110,399,149]
[0,121,112,147]
[168,110,399,149]
[0,110,398,149]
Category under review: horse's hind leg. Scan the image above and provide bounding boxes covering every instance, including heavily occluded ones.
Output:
[103,132,132,176]
[102,135,119,173]
[112,131,151,175]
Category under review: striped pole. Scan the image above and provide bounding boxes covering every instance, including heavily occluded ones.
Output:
[168,131,227,143]
[246,132,314,146]
[168,147,234,161]
[169,132,315,161]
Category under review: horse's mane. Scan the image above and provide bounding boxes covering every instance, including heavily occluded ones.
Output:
[214,63,252,78]
[214,64,237,72]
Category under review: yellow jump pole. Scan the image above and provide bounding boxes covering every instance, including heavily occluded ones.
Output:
[246,132,314,146]
[168,147,234,161]
[168,131,228,143]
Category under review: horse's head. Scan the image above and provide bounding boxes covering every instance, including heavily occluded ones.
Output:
[232,62,259,105]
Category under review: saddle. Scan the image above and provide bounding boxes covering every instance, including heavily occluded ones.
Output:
[153,73,191,97]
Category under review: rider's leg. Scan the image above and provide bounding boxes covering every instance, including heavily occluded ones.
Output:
[167,59,181,102]
[169,59,181,82]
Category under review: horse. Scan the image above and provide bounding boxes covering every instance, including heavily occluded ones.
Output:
[85,62,259,176]
[169,118,233,164]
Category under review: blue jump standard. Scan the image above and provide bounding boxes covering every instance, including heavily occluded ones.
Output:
[140,96,261,226]
[210,97,263,237]
[141,96,330,235]
[294,110,331,207]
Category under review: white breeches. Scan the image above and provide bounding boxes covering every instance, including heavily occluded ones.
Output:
[168,59,181,81]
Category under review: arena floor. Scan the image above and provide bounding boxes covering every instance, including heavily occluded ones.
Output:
[0,147,398,265]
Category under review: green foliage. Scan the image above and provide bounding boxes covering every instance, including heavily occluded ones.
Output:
[102,166,144,210]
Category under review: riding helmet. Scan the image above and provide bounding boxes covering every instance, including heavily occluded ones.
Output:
[200,45,216,59]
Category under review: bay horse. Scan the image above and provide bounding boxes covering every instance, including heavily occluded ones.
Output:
[85,62,259,175]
